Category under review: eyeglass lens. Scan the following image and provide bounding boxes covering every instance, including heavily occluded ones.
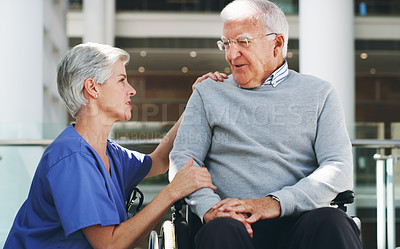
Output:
[218,37,250,51]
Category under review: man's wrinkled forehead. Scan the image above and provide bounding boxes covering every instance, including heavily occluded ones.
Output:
[222,18,264,39]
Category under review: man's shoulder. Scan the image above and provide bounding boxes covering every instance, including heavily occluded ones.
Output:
[287,70,333,90]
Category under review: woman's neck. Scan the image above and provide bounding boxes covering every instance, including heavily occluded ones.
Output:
[74,115,113,157]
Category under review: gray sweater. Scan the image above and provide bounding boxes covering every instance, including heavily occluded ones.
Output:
[169,70,353,220]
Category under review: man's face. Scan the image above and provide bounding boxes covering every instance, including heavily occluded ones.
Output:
[223,19,282,88]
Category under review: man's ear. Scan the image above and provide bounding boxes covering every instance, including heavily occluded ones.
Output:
[274,34,285,57]
[83,78,99,99]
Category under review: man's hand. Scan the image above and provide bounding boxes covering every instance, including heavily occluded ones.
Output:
[212,196,281,223]
[203,208,254,237]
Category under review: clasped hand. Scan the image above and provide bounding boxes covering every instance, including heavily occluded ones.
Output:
[204,196,281,237]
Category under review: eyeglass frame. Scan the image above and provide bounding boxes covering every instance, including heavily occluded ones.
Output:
[217,32,277,51]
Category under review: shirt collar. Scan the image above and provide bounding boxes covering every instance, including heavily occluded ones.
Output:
[262,60,289,87]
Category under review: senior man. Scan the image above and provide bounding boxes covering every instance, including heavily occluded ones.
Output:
[169,0,362,248]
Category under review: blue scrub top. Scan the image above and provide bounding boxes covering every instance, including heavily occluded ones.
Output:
[4,124,152,248]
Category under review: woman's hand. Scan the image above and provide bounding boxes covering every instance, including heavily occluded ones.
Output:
[192,71,228,91]
[168,158,217,201]
[83,158,215,249]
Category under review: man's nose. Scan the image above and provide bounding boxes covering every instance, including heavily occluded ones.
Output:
[226,43,241,60]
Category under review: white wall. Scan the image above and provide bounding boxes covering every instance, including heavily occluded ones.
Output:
[299,0,355,124]
[0,1,44,137]
[43,0,69,138]
[0,0,68,246]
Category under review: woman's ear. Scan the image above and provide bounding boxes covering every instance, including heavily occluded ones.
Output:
[83,78,99,99]
[274,34,285,57]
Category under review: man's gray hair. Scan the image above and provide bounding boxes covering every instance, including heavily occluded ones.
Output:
[220,0,289,58]
[57,42,130,118]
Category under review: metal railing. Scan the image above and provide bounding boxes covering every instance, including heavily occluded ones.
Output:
[0,139,162,147]
[1,138,400,248]
[352,139,400,249]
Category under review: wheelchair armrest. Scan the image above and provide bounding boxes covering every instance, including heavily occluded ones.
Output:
[330,190,355,212]
[331,190,355,205]
[174,199,187,206]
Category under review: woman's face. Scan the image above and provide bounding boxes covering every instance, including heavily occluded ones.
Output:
[97,59,136,122]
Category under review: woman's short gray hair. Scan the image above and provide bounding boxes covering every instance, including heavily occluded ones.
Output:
[220,0,289,58]
[57,42,130,118]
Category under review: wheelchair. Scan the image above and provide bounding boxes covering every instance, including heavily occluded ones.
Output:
[148,190,359,249]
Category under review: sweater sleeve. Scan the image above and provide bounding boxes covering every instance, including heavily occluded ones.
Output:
[270,87,354,217]
[169,89,221,221]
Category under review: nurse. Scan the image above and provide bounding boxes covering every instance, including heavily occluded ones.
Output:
[4,43,216,249]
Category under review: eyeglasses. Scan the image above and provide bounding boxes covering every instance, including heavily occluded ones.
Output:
[217,33,277,51]
[126,187,144,219]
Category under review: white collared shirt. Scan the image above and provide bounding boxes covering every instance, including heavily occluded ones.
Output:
[262,60,289,87]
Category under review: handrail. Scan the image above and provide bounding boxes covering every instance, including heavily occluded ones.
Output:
[0,139,54,146]
[1,138,400,147]
[350,139,399,249]
[351,139,400,148]
[0,139,162,147]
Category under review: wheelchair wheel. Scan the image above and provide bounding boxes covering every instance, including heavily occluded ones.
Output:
[148,230,159,249]
[160,220,175,249]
